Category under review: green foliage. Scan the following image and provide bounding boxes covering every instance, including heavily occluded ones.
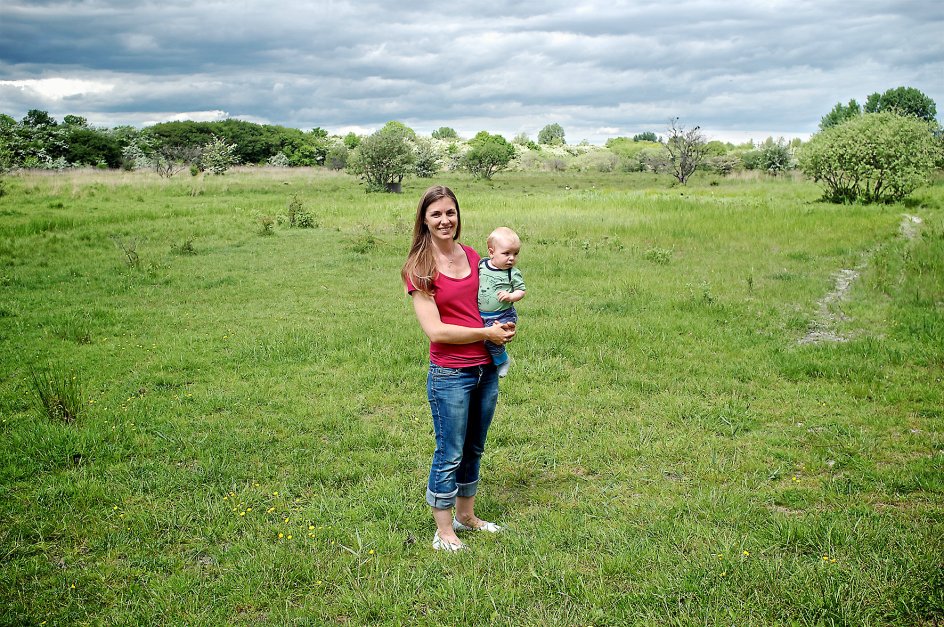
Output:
[29,365,84,423]
[759,137,794,174]
[257,214,275,235]
[819,99,862,130]
[538,122,566,146]
[325,144,349,171]
[603,137,666,171]
[512,132,539,150]
[800,111,938,203]
[431,126,458,140]
[0,170,942,625]
[706,154,740,176]
[633,131,659,142]
[110,235,140,268]
[462,131,515,179]
[865,86,937,123]
[346,121,417,192]
[267,151,290,168]
[643,246,673,264]
[412,137,441,178]
[200,135,239,175]
[287,195,316,228]
[342,132,360,149]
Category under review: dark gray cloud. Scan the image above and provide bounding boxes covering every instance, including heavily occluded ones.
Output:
[1,0,941,143]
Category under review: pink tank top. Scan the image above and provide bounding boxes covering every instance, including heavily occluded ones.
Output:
[405,245,491,367]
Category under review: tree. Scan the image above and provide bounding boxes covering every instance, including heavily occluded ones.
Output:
[347,121,417,192]
[664,118,706,184]
[431,127,458,140]
[63,115,89,128]
[22,109,57,129]
[463,131,515,179]
[799,111,938,203]
[154,144,201,178]
[325,143,349,170]
[632,131,658,142]
[864,86,937,123]
[200,135,239,175]
[758,137,793,174]
[538,123,565,146]
[413,137,441,177]
[343,132,360,149]
[65,127,121,167]
[819,99,861,130]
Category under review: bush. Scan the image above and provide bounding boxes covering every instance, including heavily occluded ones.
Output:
[325,144,349,171]
[707,154,740,176]
[538,123,565,146]
[347,122,416,192]
[287,195,316,228]
[267,152,290,168]
[413,138,441,177]
[799,112,938,203]
[462,131,515,179]
[759,138,793,174]
[201,135,239,175]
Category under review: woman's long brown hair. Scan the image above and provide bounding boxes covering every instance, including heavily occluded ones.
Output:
[401,185,461,296]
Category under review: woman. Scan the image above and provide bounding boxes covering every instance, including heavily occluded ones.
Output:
[402,185,516,552]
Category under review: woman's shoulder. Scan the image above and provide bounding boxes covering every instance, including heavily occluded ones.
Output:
[460,243,481,263]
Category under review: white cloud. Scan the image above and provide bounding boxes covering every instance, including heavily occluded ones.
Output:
[142,110,230,125]
[0,1,941,143]
[0,78,114,101]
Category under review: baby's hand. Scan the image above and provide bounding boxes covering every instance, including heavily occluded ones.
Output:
[497,291,512,303]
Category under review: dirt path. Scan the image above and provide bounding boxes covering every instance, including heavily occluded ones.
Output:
[798,214,922,345]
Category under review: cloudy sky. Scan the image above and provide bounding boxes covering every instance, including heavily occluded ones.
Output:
[1,0,941,144]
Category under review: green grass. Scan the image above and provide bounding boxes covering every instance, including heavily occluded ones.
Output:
[1,168,942,625]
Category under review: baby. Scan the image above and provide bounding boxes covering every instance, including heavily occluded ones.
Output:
[478,227,526,377]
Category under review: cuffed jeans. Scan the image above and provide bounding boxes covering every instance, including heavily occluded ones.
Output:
[426,363,499,509]
[481,306,518,365]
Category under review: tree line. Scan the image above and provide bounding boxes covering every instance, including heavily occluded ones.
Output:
[1,85,940,203]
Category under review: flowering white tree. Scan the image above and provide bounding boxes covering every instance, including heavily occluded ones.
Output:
[200,135,239,175]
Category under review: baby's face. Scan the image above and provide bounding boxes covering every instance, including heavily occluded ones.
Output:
[488,238,520,269]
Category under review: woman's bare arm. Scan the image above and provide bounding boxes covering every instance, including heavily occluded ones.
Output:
[411,291,515,345]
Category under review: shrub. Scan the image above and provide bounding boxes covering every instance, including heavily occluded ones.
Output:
[413,138,441,178]
[110,235,140,268]
[325,144,349,170]
[707,154,740,176]
[201,135,239,175]
[171,236,197,255]
[267,152,290,168]
[538,123,566,146]
[287,195,316,228]
[759,138,793,174]
[462,131,515,179]
[431,127,458,140]
[258,215,275,235]
[347,122,416,192]
[644,247,673,264]
[799,112,938,203]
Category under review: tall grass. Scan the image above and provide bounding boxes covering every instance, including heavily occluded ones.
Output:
[0,168,941,625]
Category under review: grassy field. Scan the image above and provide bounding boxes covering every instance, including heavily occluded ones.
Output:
[0,168,942,625]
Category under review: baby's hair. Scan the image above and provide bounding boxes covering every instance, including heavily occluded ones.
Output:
[487,226,520,249]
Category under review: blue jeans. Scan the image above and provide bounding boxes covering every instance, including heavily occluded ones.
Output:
[426,363,499,509]
[481,306,518,365]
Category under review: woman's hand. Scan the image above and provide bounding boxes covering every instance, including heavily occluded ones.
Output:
[486,321,516,345]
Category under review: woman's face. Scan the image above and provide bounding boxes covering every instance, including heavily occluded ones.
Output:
[424,197,459,243]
